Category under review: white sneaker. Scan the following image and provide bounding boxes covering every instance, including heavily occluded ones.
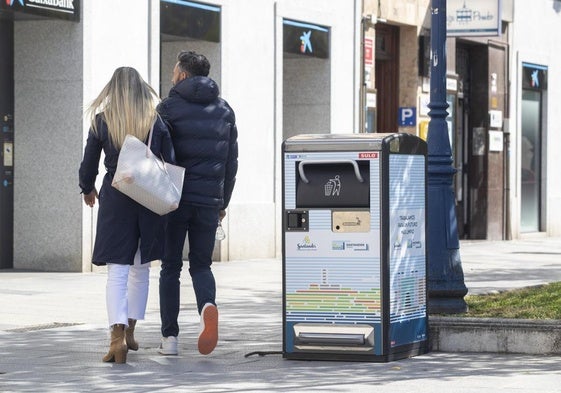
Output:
[158,336,178,355]
[198,303,218,355]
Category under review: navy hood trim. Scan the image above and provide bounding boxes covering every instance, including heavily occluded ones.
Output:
[171,76,219,104]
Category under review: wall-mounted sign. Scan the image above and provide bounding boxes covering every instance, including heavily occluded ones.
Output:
[366,92,376,108]
[446,0,500,37]
[522,63,548,91]
[283,19,330,59]
[488,130,503,152]
[446,77,458,92]
[161,0,221,42]
[472,127,486,156]
[364,38,373,66]
[3,142,13,167]
[489,110,503,128]
[419,94,430,117]
[398,107,416,127]
[0,0,80,22]
[418,120,429,141]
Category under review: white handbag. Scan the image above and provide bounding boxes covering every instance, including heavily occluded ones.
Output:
[111,119,185,216]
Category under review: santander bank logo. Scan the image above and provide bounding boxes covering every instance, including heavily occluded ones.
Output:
[6,0,25,6]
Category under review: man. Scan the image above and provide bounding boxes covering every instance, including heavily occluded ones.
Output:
[157,51,238,356]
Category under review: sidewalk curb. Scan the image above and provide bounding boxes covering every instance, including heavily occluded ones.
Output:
[429,316,561,355]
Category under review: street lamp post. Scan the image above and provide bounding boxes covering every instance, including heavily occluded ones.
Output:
[427,0,468,314]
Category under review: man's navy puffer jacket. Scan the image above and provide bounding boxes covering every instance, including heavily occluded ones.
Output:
[157,76,238,209]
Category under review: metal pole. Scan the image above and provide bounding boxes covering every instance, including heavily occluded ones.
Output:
[359,16,366,133]
[427,0,468,314]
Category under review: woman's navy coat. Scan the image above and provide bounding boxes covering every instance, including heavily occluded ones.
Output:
[79,115,175,266]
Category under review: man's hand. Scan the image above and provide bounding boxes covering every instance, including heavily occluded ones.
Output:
[219,209,226,221]
[83,189,98,208]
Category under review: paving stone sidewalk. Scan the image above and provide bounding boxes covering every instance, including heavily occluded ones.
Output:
[1,237,560,392]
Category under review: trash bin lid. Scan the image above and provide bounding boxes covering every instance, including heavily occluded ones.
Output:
[283,133,426,155]
[283,133,396,152]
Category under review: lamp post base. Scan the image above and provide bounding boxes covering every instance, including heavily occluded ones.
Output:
[428,248,468,314]
[429,297,468,315]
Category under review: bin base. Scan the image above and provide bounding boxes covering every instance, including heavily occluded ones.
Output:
[283,341,429,362]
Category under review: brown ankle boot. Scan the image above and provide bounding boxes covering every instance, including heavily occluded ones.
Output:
[125,318,139,351]
[102,324,127,363]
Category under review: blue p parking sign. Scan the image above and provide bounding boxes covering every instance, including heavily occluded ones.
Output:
[398,107,416,126]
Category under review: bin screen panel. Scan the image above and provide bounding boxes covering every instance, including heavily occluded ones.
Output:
[388,154,427,347]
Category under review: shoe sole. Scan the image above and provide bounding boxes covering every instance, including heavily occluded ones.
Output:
[198,305,218,355]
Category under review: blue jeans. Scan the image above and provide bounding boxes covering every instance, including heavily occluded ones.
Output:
[159,204,219,338]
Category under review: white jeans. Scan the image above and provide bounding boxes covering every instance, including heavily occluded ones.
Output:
[106,247,150,327]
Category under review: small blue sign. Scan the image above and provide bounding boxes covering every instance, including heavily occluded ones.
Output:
[398,107,417,127]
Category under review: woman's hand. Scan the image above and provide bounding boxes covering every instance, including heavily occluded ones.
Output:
[83,189,98,207]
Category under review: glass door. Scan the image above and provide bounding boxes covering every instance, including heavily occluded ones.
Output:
[520,89,541,232]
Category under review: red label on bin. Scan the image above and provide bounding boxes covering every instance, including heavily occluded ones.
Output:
[358,152,379,159]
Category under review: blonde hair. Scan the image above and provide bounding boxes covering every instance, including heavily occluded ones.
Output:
[86,67,159,148]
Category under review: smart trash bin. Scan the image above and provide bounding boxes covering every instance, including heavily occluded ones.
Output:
[282,133,429,362]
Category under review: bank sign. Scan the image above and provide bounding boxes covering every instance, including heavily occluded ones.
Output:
[446,0,500,37]
[283,19,330,59]
[1,0,80,22]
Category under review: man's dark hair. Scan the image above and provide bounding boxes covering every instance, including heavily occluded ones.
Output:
[177,50,210,77]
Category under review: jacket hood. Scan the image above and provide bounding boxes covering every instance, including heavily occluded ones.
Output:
[171,76,219,104]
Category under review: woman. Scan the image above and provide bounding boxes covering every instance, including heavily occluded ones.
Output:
[79,67,175,364]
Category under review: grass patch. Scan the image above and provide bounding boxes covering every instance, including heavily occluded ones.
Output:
[462,282,561,319]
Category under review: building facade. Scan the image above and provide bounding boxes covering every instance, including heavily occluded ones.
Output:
[362,0,561,243]
[0,0,360,271]
[0,0,559,272]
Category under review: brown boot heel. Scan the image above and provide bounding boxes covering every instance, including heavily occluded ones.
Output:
[125,318,139,351]
[102,324,128,364]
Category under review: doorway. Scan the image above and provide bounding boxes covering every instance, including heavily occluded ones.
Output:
[374,23,399,133]
[455,41,508,240]
[0,17,14,269]
[455,43,489,239]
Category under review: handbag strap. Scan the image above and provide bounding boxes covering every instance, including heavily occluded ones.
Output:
[145,114,159,158]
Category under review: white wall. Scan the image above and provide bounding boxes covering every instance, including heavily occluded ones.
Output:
[510,0,561,237]
[202,0,277,260]
[14,19,83,271]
